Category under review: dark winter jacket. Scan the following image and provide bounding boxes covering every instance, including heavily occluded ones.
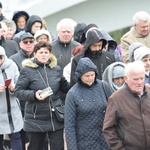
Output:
[103,85,150,150]
[10,49,34,116]
[15,54,69,132]
[9,49,34,71]
[70,29,115,86]
[1,37,19,57]
[65,57,112,150]
[51,38,80,70]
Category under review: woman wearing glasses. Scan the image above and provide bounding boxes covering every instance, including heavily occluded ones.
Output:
[15,42,69,150]
[0,46,23,150]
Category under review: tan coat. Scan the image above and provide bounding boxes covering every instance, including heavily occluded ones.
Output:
[103,85,150,150]
[121,27,150,63]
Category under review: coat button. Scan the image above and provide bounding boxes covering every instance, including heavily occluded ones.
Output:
[93,100,95,102]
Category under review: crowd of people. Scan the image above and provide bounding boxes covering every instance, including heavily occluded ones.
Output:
[0,1,150,149]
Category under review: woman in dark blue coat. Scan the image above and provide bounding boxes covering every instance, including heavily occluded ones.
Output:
[15,42,69,150]
[65,57,112,150]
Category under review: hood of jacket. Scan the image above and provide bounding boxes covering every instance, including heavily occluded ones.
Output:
[128,42,144,62]
[75,57,98,81]
[102,62,126,92]
[0,57,14,70]
[99,29,117,50]
[74,23,87,43]
[12,10,30,25]
[83,28,107,51]
[22,53,57,68]
[25,15,42,35]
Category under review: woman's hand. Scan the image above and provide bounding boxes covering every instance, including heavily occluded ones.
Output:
[8,83,15,92]
[0,84,5,92]
[35,90,46,101]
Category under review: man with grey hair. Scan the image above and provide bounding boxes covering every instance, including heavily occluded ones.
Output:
[51,18,80,70]
[103,61,150,150]
[121,11,150,63]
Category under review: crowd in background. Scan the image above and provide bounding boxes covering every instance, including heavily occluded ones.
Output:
[1,1,150,149]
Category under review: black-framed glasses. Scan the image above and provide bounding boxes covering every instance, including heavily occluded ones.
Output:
[22,40,34,44]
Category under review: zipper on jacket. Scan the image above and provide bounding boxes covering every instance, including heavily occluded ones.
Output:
[49,99,55,131]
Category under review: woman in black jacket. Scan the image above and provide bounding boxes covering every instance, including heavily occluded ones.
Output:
[15,42,69,150]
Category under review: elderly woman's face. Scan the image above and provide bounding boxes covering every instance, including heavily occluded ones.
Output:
[34,47,51,64]
[81,71,95,86]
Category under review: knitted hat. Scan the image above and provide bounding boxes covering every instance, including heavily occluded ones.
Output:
[112,65,125,79]
[0,46,5,56]
[134,46,150,61]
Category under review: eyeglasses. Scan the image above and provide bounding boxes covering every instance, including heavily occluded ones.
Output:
[22,40,34,44]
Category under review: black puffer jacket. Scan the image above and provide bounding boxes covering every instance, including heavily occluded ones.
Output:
[15,54,69,132]
[65,57,112,150]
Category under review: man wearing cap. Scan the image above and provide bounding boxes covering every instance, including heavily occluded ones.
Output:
[102,62,126,92]
[10,32,34,71]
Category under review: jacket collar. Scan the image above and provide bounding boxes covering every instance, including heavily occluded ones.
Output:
[126,84,147,98]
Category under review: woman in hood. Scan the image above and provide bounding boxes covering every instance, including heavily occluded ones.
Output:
[15,42,69,150]
[12,10,30,34]
[102,62,126,92]
[0,46,23,150]
[65,57,112,150]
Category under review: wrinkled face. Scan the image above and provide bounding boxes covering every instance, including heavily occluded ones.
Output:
[81,71,95,86]
[89,41,103,51]
[113,77,125,87]
[6,26,14,40]
[34,47,51,64]
[19,38,34,55]
[37,34,48,43]
[31,22,42,34]
[125,70,145,94]
[58,25,73,43]
[142,56,150,71]
[134,20,150,36]
[17,16,26,29]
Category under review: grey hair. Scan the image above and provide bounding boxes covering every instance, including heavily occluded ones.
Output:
[2,19,16,34]
[56,18,76,33]
[133,11,150,25]
[125,61,145,77]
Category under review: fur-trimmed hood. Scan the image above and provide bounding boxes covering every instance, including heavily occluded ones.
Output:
[22,53,57,68]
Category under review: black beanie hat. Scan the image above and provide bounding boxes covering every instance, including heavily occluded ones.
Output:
[0,2,2,8]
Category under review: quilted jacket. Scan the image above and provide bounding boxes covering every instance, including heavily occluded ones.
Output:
[65,57,112,150]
